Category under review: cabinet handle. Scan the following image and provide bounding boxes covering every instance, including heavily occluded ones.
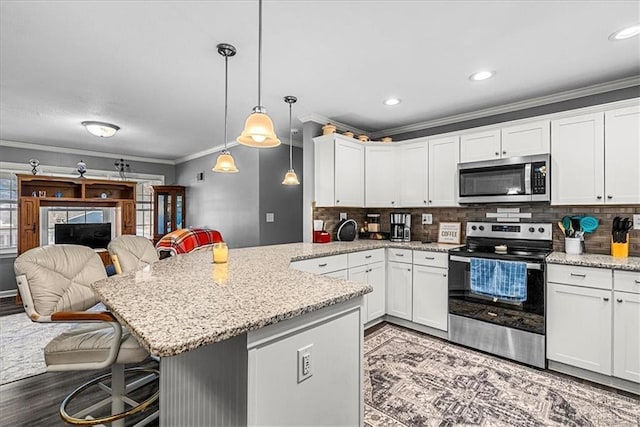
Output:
[443,273,447,277]
[607,195,613,199]
[407,268,411,272]
[603,297,609,301]
[336,200,340,203]
[423,200,427,204]
[396,253,404,257]
[635,280,640,284]
[424,256,435,260]
[32,223,36,232]
[616,298,623,303]
[570,273,586,278]
[391,201,395,204]
[596,196,602,200]
[318,263,328,267]
[365,255,372,259]
[495,152,499,156]
[428,200,432,204]
[502,151,507,155]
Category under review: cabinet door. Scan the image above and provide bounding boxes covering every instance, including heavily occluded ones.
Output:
[501,120,550,158]
[605,105,640,205]
[18,198,39,254]
[324,269,348,279]
[412,265,448,331]
[335,140,364,207]
[547,282,612,375]
[460,129,501,163]
[365,145,397,207]
[551,113,605,205]
[367,262,386,321]
[398,141,428,207]
[387,261,412,320]
[428,136,460,207]
[121,200,136,235]
[613,291,640,383]
[348,265,369,324]
[313,137,336,207]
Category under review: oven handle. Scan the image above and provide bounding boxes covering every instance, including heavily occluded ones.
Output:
[449,255,543,271]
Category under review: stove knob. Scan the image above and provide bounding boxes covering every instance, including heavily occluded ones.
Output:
[471,225,477,231]
[529,227,535,233]
[538,227,545,233]
[479,226,485,231]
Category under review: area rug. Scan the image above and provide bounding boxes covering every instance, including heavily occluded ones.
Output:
[0,303,105,385]
[364,324,640,427]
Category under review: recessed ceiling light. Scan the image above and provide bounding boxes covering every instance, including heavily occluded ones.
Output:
[609,24,640,41]
[469,70,495,81]
[383,97,401,106]
[81,121,120,137]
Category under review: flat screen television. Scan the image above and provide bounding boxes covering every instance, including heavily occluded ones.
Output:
[54,223,112,249]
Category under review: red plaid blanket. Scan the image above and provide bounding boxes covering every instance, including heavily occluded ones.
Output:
[155,228,224,256]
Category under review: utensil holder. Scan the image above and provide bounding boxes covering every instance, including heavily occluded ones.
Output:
[611,237,629,258]
[565,237,583,255]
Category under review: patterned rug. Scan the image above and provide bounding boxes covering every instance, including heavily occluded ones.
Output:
[364,324,640,427]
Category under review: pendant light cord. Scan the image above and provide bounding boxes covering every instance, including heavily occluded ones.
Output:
[224,53,229,150]
[289,101,293,168]
[257,0,262,108]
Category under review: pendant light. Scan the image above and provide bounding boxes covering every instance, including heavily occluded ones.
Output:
[282,96,300,185]
[213,43,239,173]
[236,0,280,148]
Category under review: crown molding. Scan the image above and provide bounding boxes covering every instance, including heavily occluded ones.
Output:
[0,139,175,165]
[297,113,367,136]
[369,76,640,139]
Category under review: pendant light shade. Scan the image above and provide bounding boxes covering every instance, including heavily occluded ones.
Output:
[237,0,280,148]
[282,95,300,185]
[213,43,239,173]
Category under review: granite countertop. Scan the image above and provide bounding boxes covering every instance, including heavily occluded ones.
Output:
[290,240,461,261]
[546,252,640,272]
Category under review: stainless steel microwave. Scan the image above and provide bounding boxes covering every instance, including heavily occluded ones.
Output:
[458,154,550,204]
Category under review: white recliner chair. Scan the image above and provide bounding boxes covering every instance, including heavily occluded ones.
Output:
[108,235,159,274]
[14,244,159,426]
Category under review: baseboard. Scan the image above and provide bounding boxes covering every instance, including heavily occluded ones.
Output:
[383,315,449,341]
[548,360,640,395]
[0,289,17,298]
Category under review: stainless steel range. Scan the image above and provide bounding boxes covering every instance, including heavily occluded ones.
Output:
[448,221,553,368]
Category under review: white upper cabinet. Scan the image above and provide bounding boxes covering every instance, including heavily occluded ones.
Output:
[398,140,428,207]
[605,105,640,204]
[314,134,364,207]
[365,145,398,207]
[551,113,605,205]
[501,120,551,158]
[428,136,459,207]
[460,129,501,163]
[460,121,550,163]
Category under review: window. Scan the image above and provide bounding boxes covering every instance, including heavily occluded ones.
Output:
[0,162,164,252]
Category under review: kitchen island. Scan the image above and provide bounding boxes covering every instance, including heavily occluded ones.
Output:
[91,243,374,426]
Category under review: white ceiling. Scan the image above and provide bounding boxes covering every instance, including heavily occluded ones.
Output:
[1,1,639,162]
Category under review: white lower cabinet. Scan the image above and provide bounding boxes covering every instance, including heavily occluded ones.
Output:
[412,265,448,331]
[547,282,612,375]
[613,291,640,383]
[324,269,348,279]
[387,260,413,320]
[348,262,385,323]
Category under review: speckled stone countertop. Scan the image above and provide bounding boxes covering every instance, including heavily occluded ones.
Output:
[546,252,640,272]
[289,240,462,261]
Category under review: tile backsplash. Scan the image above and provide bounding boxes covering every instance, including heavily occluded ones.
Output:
[313,204,640,256]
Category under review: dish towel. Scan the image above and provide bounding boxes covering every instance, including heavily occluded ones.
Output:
[470,258,527,302]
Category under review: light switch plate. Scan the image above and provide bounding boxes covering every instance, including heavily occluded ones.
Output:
[422,214,432,225]
[339,212,347,220]
[266,213,275,223]
[297,344,313,383]
[634,214,640,230]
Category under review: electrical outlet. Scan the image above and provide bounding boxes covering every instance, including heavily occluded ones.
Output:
[339,212,347,220]
[266,213,275,223]
[422,214,432,225]
[634,214,640,230]
[297,344,313,383]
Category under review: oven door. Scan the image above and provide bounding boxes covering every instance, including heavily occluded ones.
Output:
[448,254,545,335]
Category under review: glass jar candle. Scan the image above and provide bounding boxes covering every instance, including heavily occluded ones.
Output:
[212,242,228,263]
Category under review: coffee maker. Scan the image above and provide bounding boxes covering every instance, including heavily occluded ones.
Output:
[390,213,411,242]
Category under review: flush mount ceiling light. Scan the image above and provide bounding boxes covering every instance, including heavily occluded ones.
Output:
[237,0,280,148]
[213,43,239,173]
[383,97,401,106]
[609,24,640,40]
[469,70,495,81]
[81,121,120,137]
[282,96,300,186]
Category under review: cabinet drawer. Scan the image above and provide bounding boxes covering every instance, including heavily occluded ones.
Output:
[547,264,612,290]
[387,248,412,264]
[412,251,448,268]
[614,270,640,294]
[290,254,348,275]
[348,249,385,268]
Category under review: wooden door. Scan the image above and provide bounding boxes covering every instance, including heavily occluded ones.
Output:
[18,198,39,254]
[121,200,136,235]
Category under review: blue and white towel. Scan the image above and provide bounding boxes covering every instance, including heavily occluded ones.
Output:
[470,258,527,302]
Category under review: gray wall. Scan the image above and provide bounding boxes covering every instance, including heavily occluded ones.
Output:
[0,145,176,183]
[258,144,303,246]
[174,143,303,249]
